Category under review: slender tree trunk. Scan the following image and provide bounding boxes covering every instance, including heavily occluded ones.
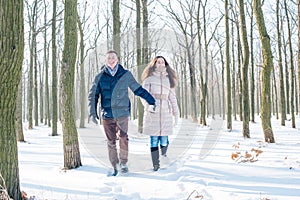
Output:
[34,33,39,126]
[225,0,232,130]
[284,0,295,128]
[77,16,86,128]
[253,0,275,143]
[39,62,44,124]
[215,37,226,120]
[250,0,255,122]
[201,1,208,125]
[44,0,50,126]
[52,0,58,136]
[136,0,144,133]
[211,53,215,119]
[296,77,298,115]
[231,19,237,121]
[239,0,250,138]
[237,32,242,122]
[283,32,290,115]
[113,0,120,54]
[272,67,279,119]
[298,0,300,116]
[0,0,24,198]
[184,55,188,118]
[60,0,82,169]
[28,24,34,129]
[16,77,24,142]
[277,0,286,126]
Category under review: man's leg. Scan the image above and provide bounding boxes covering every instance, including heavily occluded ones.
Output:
[116,117,129,169]
[102,119,119,169]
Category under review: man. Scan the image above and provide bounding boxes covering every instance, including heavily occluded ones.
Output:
[88,50,156,176]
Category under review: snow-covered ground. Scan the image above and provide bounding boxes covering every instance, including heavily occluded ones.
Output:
[18,116,300,200]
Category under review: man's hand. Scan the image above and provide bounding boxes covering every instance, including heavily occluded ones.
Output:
[90,115,99,125]
[148,105,157,113]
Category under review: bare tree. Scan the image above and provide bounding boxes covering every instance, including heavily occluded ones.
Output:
[60,0,82,169]
[43,0,51,127]
[253,0,275,143]
[225,0,232,130]
[239,0,250,138]
[162,0,198,122]
[284,0,296,128]
[276,0,286,126]
[52,0,58,136]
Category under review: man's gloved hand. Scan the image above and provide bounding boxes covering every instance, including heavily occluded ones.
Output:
[90,114,99,125]
[148,105,157,113]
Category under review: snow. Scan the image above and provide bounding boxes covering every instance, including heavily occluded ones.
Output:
[18,116,300,200]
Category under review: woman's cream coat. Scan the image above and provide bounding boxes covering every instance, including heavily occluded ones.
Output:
[141,70,179,136]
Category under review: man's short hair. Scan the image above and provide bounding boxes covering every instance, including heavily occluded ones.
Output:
[106,50,118,57]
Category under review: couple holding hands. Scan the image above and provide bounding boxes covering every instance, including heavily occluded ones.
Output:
[88,50,179,176]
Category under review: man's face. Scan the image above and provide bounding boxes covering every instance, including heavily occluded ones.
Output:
[106,53,118,69]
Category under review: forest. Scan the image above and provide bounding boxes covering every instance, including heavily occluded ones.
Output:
[1,0,299,199]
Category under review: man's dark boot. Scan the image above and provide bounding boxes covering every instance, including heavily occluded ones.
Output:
[160,145,168,157]
[150,147,160,171]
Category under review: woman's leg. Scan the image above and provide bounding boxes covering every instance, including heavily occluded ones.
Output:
[150,136,160,171]
[159,136,169,156]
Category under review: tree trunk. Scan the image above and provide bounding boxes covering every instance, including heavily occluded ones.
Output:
[39,61,44,124]
[239,0,250,138]
[60,0,82,169]
[225,0,232,130]
[298,0,300,116]
[113,0,120,54]
[28,20,34,130]
[43,0,50,126]
[136,0,144,133]
[284,0,295,128]
[253,0,275,143]
[250,1,255,123]
[272,67,279,119]
[16,78,24,142]
[0,0,24,198]
[237,30,242,122]
[215,37,225,120]
[34,31,39,126]
[52,0,58,136]
[200,1,208,125]
[231,19,237,121]
[277,0,286,126]
[77,16,86,128]
[283,31,290,115]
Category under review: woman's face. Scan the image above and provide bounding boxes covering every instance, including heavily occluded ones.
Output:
[156,57,165,68]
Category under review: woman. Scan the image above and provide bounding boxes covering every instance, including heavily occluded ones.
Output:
[141,56,179,171]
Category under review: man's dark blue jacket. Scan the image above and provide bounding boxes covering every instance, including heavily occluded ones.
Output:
[88,64,155,119]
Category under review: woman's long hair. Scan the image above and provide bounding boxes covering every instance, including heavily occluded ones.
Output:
[141,56,178,88]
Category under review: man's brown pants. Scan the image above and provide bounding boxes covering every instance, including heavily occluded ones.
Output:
[102,117,128,168]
